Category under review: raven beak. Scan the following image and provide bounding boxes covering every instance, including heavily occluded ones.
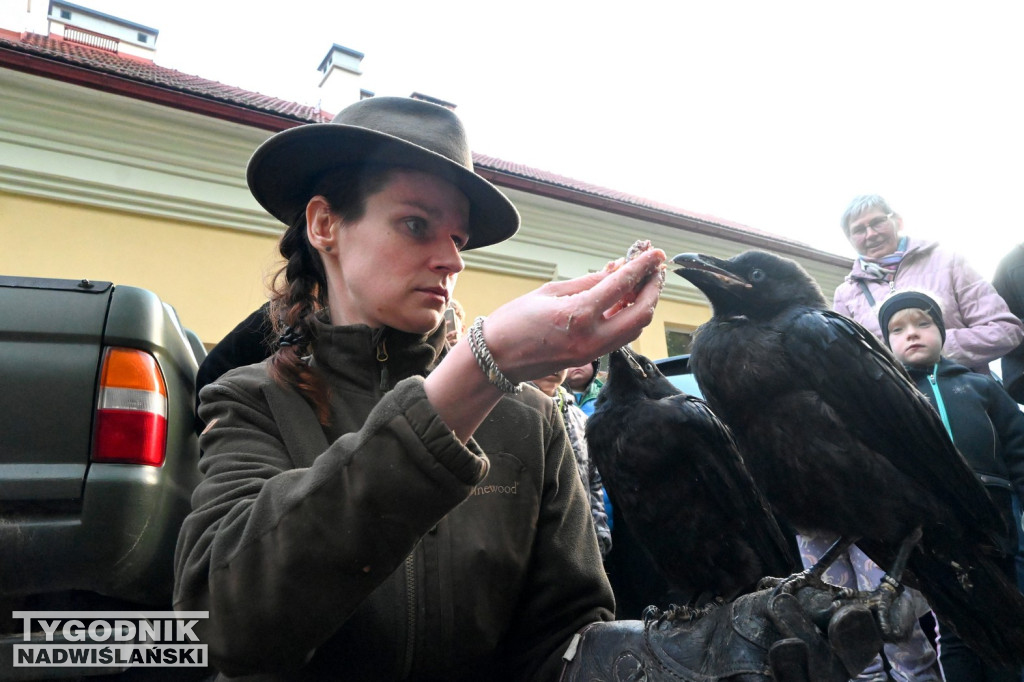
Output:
[670,253,752,290]
[619,346,648,378]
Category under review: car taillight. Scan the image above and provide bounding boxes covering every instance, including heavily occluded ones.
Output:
[92,347,168,466]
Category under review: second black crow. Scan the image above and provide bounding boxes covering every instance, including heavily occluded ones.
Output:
[586,347,800,615]
[671,249,1024,666]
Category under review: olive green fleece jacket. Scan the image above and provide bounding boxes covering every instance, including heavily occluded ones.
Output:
[173,320,614,681]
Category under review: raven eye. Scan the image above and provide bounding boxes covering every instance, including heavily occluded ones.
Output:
[749,268,766,283]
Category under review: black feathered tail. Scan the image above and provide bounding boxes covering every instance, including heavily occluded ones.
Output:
[909,547,1024,667]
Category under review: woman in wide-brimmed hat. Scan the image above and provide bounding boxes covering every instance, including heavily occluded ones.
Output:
[172,96,664,680]
[173,96,889,682]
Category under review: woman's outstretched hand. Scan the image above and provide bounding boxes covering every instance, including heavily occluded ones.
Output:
[425,245,665,442]
[482,246,667,384]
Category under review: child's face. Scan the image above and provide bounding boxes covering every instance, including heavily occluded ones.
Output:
[887,308,943,367]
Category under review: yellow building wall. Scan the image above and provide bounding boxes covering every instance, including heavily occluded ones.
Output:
[1,191,712,357]
[2,192,279,343]
[642,297,709,359]
[452,270,544,329]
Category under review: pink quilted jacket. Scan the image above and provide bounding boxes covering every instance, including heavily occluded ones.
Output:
[833,237,1023,374]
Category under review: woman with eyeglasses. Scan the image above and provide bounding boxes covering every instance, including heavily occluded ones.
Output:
[833,194,1021,375]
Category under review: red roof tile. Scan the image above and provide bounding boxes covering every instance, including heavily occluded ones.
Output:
[0,29,325,123]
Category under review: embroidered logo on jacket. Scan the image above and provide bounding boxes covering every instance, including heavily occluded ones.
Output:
[470,481,518,496]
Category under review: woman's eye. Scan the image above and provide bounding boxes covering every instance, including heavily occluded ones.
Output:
[403,217,428,236]
[452,234,466,250]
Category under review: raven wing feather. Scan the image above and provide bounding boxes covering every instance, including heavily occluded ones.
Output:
[783,308,1003,537]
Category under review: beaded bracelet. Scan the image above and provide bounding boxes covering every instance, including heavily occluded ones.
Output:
[468,316,523,395]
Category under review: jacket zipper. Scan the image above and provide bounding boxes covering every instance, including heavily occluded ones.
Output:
[377,339,390,392]
[400,554,416,678]
[928,367,953,439]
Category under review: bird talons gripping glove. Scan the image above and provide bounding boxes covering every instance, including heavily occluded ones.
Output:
[560,582,885,682]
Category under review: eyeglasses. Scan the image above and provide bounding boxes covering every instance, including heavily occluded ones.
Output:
[849,213,893,237]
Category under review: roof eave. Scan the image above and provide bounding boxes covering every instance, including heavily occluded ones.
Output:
[476,166,849,267]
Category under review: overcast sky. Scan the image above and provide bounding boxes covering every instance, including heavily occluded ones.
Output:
[78,1,1023,278]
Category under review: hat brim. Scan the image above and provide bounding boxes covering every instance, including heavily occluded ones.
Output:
[247,124,519,250]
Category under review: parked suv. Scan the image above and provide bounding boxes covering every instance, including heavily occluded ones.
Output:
[654,354,702,396]
[0,276,205,677]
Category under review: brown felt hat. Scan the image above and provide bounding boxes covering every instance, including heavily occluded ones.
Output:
[246,96,520,250]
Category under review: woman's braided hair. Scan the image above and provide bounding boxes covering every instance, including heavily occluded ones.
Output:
[267,164,396,425]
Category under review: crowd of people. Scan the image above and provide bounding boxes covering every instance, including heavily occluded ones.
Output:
[176,94,1024,681]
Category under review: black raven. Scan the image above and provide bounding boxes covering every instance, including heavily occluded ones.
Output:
[670,249,1024,666]
[586,347,801,615]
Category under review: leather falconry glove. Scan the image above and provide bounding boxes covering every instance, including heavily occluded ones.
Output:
[560,582,893,682]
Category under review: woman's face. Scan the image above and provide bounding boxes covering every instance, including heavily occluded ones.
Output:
[318,169,470,333]
[846,209,901,259]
